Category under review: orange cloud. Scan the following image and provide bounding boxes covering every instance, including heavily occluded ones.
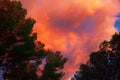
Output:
[19,0,120,79]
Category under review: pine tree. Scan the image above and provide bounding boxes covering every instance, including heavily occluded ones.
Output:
[0,0,67,80]
[40,51,67,80]
[73,33,120,80]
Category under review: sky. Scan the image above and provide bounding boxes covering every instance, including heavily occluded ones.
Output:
[115,14,120,31]
[18,0,120,80]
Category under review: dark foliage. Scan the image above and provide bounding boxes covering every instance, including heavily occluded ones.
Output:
[73,33,120,80]
[0,0,67,80]
[39,51,67,80]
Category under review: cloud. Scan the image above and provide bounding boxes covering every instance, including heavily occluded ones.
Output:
[19,0,120,79]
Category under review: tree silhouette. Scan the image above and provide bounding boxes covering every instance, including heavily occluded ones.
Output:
[39,51,67,80]
[73,33,120,80]
[0,0,67,80]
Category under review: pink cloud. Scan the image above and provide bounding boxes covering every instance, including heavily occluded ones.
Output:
[19,0,120,79]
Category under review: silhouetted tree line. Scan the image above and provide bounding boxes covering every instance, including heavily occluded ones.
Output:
[73,33,120,80]
[0,0,67,80]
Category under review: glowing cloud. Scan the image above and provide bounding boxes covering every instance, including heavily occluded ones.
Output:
[19,0,120,79]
